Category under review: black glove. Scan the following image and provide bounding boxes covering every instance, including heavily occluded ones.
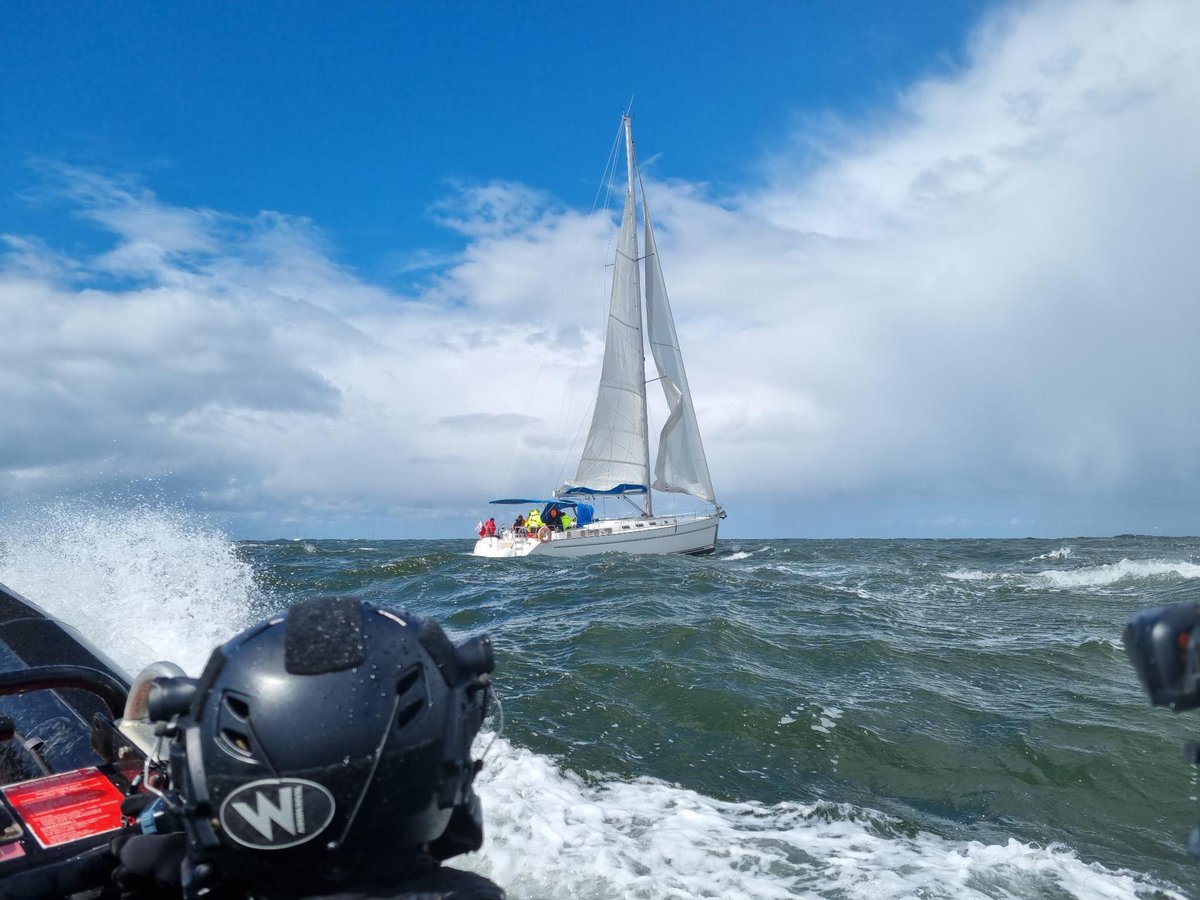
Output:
[111,832,186,899]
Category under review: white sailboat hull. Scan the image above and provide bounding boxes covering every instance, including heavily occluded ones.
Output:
[472,511,721,559]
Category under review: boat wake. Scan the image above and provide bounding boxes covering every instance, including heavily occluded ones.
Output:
[721,549,757,561]
[469,737,1182,900]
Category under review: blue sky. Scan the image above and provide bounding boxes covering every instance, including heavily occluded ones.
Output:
[3,1,1200,539]
[3,2,989,283]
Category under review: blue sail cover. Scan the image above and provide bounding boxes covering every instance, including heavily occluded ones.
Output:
[488,498,580,507]
[559,484,647,497]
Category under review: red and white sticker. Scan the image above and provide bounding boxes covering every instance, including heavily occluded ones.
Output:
[2,768,124,848]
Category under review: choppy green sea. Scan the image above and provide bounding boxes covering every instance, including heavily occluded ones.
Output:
[2,510,1197,898]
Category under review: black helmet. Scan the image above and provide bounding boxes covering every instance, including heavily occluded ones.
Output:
[157,596,495,896]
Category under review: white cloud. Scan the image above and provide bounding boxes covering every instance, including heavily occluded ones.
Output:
[3,0,1200,537]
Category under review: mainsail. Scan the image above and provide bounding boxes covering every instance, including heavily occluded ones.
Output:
[563,135,651,498]
[563,115,715,507]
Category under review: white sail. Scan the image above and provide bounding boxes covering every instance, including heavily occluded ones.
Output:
[562,177,650,496]
[643,201,716,502]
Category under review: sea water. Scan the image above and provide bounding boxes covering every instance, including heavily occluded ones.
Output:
[0,503,1195,899]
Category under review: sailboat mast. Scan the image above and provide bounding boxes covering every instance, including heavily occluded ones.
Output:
[624,115,654,518]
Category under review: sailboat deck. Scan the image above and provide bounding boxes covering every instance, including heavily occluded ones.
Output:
[474,511,721,558]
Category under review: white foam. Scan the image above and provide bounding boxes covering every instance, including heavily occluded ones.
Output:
[944,568,996,582]
[1033,547,1073,561]
[811,705,844,734]
[945,558,1200,592]
[465,737,1182,899]
[1035,558,1200,589]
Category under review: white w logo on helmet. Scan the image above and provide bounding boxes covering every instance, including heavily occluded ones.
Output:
[219,778,336,850]
[231,786,298,841]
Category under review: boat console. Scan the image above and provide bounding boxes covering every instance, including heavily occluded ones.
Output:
[0,580,167,895]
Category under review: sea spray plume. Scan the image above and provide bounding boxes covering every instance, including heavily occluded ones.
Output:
[0,500,261,674]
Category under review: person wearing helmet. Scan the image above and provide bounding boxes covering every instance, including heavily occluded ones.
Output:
[114,596,504,899]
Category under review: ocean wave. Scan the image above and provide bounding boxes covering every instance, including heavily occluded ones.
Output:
[944,558,1200,591]
[1034,559,1200,589]
[469,737,1183,899]
[1078,637,1123,654]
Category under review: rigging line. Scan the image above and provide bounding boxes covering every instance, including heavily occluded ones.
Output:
[494,117,625,499]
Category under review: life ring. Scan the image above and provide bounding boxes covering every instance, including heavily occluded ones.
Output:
[538,526,552,544]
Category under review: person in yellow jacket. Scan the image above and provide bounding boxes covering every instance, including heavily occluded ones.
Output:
[526,508,544,530]
[561,512,574,529]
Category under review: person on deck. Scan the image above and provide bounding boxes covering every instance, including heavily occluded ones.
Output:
[546,508,564,531]
[513,513,525,534]
[485,517,497,537]
[561,512,574,530]
[526,508,543,531]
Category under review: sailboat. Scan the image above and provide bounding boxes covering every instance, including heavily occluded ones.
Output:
[473,115,725,559]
